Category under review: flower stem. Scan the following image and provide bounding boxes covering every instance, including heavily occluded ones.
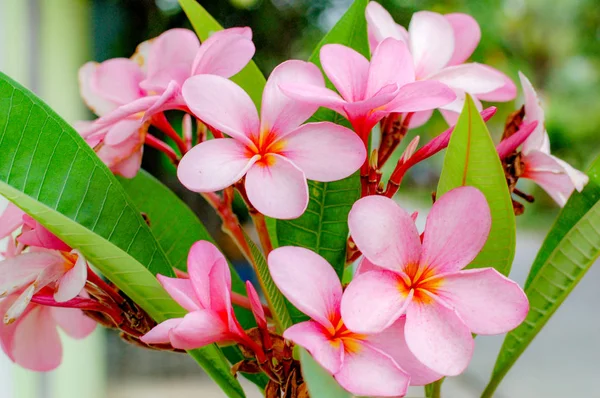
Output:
[378,112,413,167]
[235,182,274,256]
[145,134,181,164]
[150,112,188,155]
[87,266,125,305]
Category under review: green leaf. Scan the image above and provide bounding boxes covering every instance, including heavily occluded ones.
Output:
[299,348,352,398]
[178,0,265,108]
[0,73,245,398]
[276,0,368,282]
[482,156,600,398]
[437,95,516,275]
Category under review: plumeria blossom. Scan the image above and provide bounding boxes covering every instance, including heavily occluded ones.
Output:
[280,38,456,139]
[269,246,444,396]
[0,202,25,239]
[78,27,255,177]
[366,1,516,127]
[341,187,529,376]
[515,73,588,206]
[178,60,366,219]
[141,241,261,354]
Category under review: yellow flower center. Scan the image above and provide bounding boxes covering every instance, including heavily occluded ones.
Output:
[398,263,444,304]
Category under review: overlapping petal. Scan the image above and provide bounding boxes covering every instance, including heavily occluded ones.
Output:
[320,44,370,102]
[284,321,343,374]
[409,11,455,78]
[445,13,481,66]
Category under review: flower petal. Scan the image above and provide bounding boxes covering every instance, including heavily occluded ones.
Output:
[245,155,309,219]
[79,62,118,116]
[341,270,412,334]
[521,150,578,206]
[366,38,415,98]
[320,44,370,102]
[428,63,505,95]
[282,122,366,182]
[0,251,64,298]
[386,80,456,113]
[365,1,409,45]
[279,83,347,115]
[192,27,255,78]
[246,281,267,329]
[405,296,473,376]
[51,307,97,339]
[409,11,455,78]
[182,74,259,143]
[408,109,434,129]
[437,268,529,334]
[284,321,343,374]
[157,275,202,312]
[421,186,491,273]
[54,251,88,303]
[18,215,71,251]
[519,72,547,153]
[111,146,143,179]
[348,195,421,272]
[141,318,184,345]
[269,246,342,329]
[169,310,230,350]
[445,13,481,66]
[0,203,25,239]
[187,241,231,311]
[261,60,324,136]
[177,138,258,192]
[103,118,141,146]
[335,342,410,397]
[91,58,145,105]
[476,68,517,102]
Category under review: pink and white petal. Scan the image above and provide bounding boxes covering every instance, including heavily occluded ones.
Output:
[18,215,71,251]
[0,202,25,238]
[279,83,347,115]
[261,60,324,136]
[367,317,442,385]
[335,342,410,397]
[404,296,473,376]
[246,282,267,328]
[104,119,141,146]
[366,38,415,97]
[476,69,517,102]
[348,195,421,271]
[282,122,366,182]
[343,84,399,128]
[445,13,481,66]
[54,251,88,302]
[182,75,259,143]
[147,28,199,77]
[341,270,413,334]
[79,62,118,116]
[111,147,143,179]
[437,268,529,335]
[519,72,546,153]
[409,11,455,78]
[408,109,434,129]
[187,241,231,310]
[0,295,21,361]
[269,246,342,329]
[207,254,233,318]
[141,318,184,345]
[245,155,309,219]
[386,80,456,113]
[0,251,64,297]
[52,307,97,339]
[157,275,202,312]
[555,157,589,192]
[355,257,383,276]
[521,150,576,206]
[192,28,255,78]
[177,138,258,192]
[169,310,230,350]
[365,1,409,44]
[91,58,145,105]
[284,321,343,374]
[320,44,370,102]
[421,186,491,273]
[427,63,505,95]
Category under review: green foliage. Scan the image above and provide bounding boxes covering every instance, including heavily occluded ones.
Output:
[276,0,368,281]
[482,156,600,397]
[299,348,352,398]
[0,73,245,398]
[437,95,516,275]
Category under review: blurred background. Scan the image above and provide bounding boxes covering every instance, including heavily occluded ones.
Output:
[0,0,599,397]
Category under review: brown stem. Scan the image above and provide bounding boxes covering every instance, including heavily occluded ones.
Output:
[378,112,413,167]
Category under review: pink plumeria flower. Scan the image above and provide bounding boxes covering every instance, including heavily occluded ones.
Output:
[178,60,366,219]
[341,187,529,376]
[78,28,255,178]
[141,241,261,354]
[0,288,96,372]
[0,202,25,239]
[366,1,516,127]
[269,246,444,396]
[280,38,456,139]
[516,72,588,206]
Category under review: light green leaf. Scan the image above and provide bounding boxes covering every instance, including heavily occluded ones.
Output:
[0,73,244,398]
[299,348,351,398]
[178,0,265,108]
[276,0,368,283]
[482,156,600,398]
[437,95,516,275]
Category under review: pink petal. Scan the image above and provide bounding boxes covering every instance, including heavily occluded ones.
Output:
[366,38,415,98]
[409,11,455,78]
[342,84,399,132]
[335,342,410,397]
[157,275,202,312]
[111,147,143,179]
[365,1,409,45]
[177,138,258,193]
[519,72,547,153]
[428,63,505,95]
[555,157,589,192]
[420,186,491,273]
[187,241,231,311]
[476,68,517,102]
[348,195,421,272]
[437,268,529,335]
[386,80,456,113]
[320,44,370,102]
[268,246,342,329]
[54,251,88,303]
[79,62,118,116]
[279,83,347,115]
[0,251,64,298]
[408,109,434,129]
[18,215,71,251]
[0,295,20,361]
[367,317,443,385]
[0,203,25,239]
[284,321,343,374]
[181,74,259,143]
[445,13,481,66]
[341,270,413,334]
[354,257,382,276]
[51,307,97,339]
[169,310,230,350]
[192,27,255,78]
[141,318,183,345]
[405,296,473,376]
[521,150,578,206]
[282,122,366,182]
[261,60,324,136]
[245,155,309,219]
[91,58,145,105]
[103,118,141,146]
[246,281,267,329]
